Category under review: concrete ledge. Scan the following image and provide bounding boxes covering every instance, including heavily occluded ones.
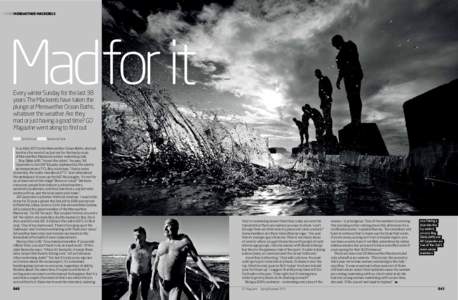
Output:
[338,123,389,156]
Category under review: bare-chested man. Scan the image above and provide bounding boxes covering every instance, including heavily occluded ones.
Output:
[126,226,158,300]
[150,219,222,300]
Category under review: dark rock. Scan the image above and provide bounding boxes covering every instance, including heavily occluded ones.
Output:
[291,146,301,157]
[291,138,338,156]
[268,147,289,154]
[338,123,389,155]
[291,145,310,157]
[322,134,340,154]
[403,79,458,150]
[310,141,321,154]
[403,79,458,198]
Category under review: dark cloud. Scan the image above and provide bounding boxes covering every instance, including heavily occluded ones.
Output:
[103,0,235,34]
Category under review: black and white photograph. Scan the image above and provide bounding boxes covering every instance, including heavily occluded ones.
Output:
[101,0,458,216]
[102,216,229,300]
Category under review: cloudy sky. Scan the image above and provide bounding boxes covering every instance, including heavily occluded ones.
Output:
[103,0,458,155]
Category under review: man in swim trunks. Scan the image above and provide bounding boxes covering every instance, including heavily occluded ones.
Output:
[126,226,159,300]
[151,218,222,300]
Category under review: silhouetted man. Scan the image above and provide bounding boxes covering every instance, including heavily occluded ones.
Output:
[304,104,325,142]
[292,117,307,147]
[126,226,159,300]
[332,34,364,125]
[301,105,311,146]
[151,219,222,300]
[314,69,333,135]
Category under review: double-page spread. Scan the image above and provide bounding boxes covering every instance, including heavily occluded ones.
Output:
[2,0,458,300]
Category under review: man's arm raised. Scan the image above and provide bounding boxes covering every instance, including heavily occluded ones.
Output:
[186,236,222,289]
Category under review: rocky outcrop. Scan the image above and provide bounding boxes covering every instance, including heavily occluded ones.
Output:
[322,134,340,154]
[404,79,458,150]
[403,79,458,187]
[338,123,389,156]
[268,147,288,154]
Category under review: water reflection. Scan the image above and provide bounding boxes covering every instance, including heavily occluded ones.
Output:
[225,166,417,216]
[103,165,418,216]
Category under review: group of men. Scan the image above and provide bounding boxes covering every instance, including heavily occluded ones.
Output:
[293,34,364,147]
[125,219,222,300]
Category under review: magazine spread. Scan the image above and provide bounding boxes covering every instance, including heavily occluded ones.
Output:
[2,0,458,300]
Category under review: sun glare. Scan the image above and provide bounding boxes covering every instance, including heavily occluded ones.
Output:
[258,89,285,111]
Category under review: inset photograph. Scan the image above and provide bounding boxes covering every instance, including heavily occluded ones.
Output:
[102,216,229,300]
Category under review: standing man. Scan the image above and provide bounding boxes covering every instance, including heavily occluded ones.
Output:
[314,69,333,135]
[292,118,305,147]
[151,218,222,300]
[331,34,364,126]
[301,105,311,146]
[126,226,159,300]
[293,116,309,147]
[304,104,325,143]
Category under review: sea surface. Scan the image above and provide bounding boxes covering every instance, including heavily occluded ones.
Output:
[102,255,229,300]
[224,166,417,215]
[104,161,421,216]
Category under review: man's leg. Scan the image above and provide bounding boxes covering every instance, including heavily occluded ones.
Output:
[344,78,362,125]
[129,274,140,300]
[139,273,152,300]
[158,280,168,300]
[304,127,309,145]
[323,103,333,135]
[168,287,183,300]
[316,127,324,143]
[350,87,362,125]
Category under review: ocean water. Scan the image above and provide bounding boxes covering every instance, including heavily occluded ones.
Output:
[224,166,417,215]
[104,163,419,216]
[102,255,229,300]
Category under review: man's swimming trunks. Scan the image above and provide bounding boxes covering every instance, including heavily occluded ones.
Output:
[158,274,183,292]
